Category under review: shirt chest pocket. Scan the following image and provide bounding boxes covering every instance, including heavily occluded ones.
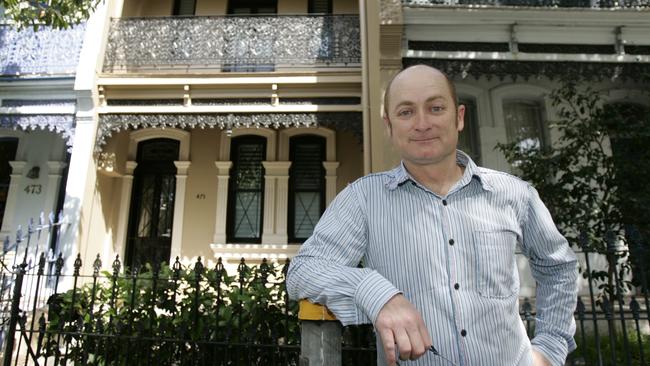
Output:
[472,230,518,299]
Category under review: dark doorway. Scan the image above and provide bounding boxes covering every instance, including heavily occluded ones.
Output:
[125,139,179,270]
[0,138,18,230]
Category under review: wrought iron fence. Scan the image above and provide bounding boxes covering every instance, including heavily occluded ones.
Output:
[403,0,650,7]
[0,218,648,365]
[102,15,361,73]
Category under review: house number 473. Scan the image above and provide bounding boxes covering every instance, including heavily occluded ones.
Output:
[24,184,42,195]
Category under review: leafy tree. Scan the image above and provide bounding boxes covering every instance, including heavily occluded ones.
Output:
[496,79,650,299]
[1,0,103,29]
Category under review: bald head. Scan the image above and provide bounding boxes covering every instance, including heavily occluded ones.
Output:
[383,65,458,119]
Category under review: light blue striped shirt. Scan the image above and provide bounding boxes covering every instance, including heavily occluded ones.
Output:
[287,151,578,366]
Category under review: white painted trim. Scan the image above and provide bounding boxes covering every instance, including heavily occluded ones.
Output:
[218,128,277,161]
[97,74,363,86]
[402,7,650,27]
[170,161,191,262]
[403,50,650,63]
[128,128,191,161]
[115,161,137,261]
[98,104,362,114]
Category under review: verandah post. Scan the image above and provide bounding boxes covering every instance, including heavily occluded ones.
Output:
[298,300,342,366]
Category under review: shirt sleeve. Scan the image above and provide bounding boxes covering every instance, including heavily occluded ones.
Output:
[520,184,578,366]
[286,183,401,326]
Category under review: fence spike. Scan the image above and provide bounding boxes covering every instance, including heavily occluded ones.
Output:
[55,253,64,276]
[16,225,23,243]
[3,235,10,253]
[576,297,585,319]
[112,255,121,276]
[39,212,45,227]
[48,212,55,226]
[93,254,102,277]
[73,253,82,276]
[282,258,290,277]
[194,256,204,278]
[173,256,182,272]
[215,257,224,274]
[37,252,46,275]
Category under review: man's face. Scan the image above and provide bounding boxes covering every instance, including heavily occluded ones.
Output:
[383,66,465,167]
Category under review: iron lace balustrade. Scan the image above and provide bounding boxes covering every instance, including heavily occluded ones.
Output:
[102,15,361,73]
[0,24,86,76]
[403,0,650,7]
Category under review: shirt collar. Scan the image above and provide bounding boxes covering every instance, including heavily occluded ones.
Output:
[385,150,493,192]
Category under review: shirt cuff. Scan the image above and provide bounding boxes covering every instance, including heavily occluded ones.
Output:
[354,270,401,324]
[531,333,571,366]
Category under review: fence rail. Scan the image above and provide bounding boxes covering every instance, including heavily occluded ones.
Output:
[0,220,648,365]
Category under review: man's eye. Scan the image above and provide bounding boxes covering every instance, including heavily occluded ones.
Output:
[397,109,412,117]
[430,106,445,112]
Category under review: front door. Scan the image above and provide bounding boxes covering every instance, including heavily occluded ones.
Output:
[126,138,179,270]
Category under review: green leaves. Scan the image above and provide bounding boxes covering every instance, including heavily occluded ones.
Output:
[1,0,103,30]
[43,259,299,364]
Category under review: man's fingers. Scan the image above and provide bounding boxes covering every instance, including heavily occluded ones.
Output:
[379,328,397,366]
[406,324,426,360]
[394,328,412,360]
[418,320,433,350]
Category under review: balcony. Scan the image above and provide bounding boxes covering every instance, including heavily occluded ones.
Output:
[102,15,361,74]
[0,24,86,76]
[403,0,649,7]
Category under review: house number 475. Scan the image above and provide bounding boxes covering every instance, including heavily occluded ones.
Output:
[24,184,42,195]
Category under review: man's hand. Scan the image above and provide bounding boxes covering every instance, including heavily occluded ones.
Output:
[532,350,552,366]
[375,294,432,365]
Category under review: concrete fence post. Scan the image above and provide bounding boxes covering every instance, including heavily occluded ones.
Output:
[298,300,342,366]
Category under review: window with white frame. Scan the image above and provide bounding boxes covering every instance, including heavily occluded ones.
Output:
[227,136,266,243]
[288,135,326,243]
[503,100,546,152]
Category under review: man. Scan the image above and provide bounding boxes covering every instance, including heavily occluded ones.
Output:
[287,65,578,366]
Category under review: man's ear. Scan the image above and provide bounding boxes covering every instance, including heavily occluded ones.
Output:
[383,115,392,137]
[456,104,466,132]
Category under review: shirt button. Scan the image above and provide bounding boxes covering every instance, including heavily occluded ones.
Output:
[442,199,448,206]
[449,239,455,246]
[454,283,460,290]
[411,181,417,186]
[461,329,467,337]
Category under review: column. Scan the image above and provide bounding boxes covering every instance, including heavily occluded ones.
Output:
[261,161,291,244]
[114,161,137,260]
[212,161,232,243]
[42,161,68,219]
[322,162,340,207]
[1,161,26,237]
[170,161,191,261]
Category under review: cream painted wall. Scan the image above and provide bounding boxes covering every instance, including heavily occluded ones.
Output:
[121,0,173,17]
[334,0,358,14]
[335,130,364,191]
[179,129,220,261]
[279,0,307,13]
[195,0,227,15]
[0,131,67,236]
[85,173,117,268]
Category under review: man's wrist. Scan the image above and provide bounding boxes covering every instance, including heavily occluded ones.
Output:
[354,270,401,324]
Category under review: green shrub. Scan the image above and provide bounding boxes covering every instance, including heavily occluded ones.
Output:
[43,258,299,365]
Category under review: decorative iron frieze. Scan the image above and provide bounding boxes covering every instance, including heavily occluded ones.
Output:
[403,58,650,82]
[96,112,363,152]
[0,24,86,76]
[103,15,361,73]
[403,0,649,7]
[0,114,75,148]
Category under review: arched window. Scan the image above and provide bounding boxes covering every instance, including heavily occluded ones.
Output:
[503,100,547,152]
[227,136,266,243]
[0,138,18,230]
[126,138,179,270]
[289,135,325,243]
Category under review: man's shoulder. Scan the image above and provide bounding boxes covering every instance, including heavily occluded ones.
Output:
[475,166,531,193]
[348,167,402,189]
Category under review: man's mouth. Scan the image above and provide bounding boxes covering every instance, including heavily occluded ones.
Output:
[410,137,438,142]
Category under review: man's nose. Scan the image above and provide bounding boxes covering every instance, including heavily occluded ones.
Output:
[413,110,431,131]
